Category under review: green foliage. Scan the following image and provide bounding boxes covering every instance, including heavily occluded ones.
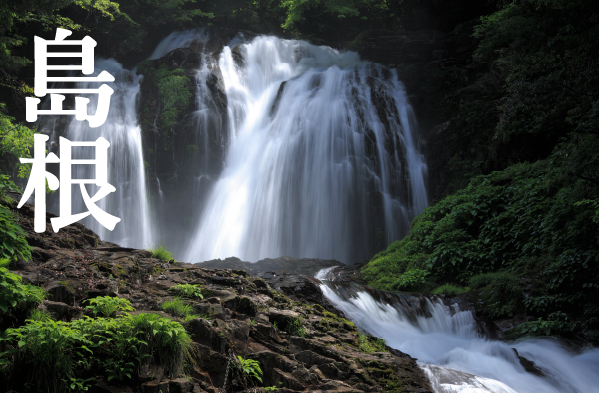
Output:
[0,174,20,200]
[148,244,175,261]
[392,269,430,292]
[0,206,32,262]
[507,312,575,339]
[431,284,469,296]
[160,108,180,129]
[158,74,192,110]
[161,297,197,320]
[286,316,306,337]
[469,272,524,319]
[62,377,95,393]
[234,355,263,383]
[281,0,360,31]
[472,0,599,148]
[575,199,599,224]
[0,104,34,176]
[27,308,54,322]
[363,159,599,329]
[1,313,193,391]
[84,296,135,318]
[264,387,279,392]
[170,283,204,299]
[1,319,91,393]
[0,259,44,314]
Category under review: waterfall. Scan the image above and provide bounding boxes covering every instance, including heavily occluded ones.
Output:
[43,30,217,249]
[182,36,428,264]
[43,59,154,248]
[318,278,599,393]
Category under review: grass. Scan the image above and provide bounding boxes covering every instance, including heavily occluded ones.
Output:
[27,308,54,322]
[431,284,470,296]
[148,244,174,261]
[161,297,198,321]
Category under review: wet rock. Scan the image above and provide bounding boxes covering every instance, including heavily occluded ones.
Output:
[169,378,194,393]
[8,200,433,393]
[262,272,341,315]
[92,383,134,393]
[512,348,545,377]
[141,380,170,393]
[199,256,340,276]
[43,300,70,319]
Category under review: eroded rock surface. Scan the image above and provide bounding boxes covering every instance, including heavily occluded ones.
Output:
[199,256,341,277]
[8,203,433,393]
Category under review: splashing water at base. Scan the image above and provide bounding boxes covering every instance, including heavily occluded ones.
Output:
[318,277,599,393]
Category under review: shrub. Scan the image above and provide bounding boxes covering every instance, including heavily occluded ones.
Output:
[1,319,91,393]
[0,259,45,314]
[392,269,430,292]
[131,313,193,376]
[506,312,575,339]
[469,272,524,319]
[148,244,174,261]
[85,296,135,318]
[361,160,599,330]
[0,205,32,262]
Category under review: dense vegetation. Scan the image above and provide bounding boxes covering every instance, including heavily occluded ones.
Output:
[363,0,599,342]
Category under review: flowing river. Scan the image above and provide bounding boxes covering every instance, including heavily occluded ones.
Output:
[316,269,599,393]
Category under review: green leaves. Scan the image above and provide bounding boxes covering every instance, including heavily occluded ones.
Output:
[3,313,193,391]
[362,158,599,329]
[85,296,135,318]
[0,258,44,314]
[170,283,204,299]
[235,355,263,383]
[392,269,429,292]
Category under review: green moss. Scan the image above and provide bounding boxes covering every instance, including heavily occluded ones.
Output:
[58,280,75,293]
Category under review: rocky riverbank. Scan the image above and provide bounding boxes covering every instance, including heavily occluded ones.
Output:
[6,202,432,393]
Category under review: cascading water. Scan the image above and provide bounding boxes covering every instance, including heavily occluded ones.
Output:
[183,36,428,264]
[43,30,219,249]
[44,59,154,247]
[317,275,599,393]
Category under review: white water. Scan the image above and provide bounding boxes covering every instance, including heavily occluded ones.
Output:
[183,36,428,263]
[45,31,217,249]
[44,59,154,247]
[318,280,599,393]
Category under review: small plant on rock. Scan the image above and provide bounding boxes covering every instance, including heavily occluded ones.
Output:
[148,244,174,261]
[287,316,306,337]
[170,283,203,299]
[85,296,135,318]
[161,297,196,319]
[234,355,263,383]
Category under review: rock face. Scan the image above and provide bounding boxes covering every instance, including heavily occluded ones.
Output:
[7,203,433,393]
[198,256,341,277]
[137,29,234,251]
